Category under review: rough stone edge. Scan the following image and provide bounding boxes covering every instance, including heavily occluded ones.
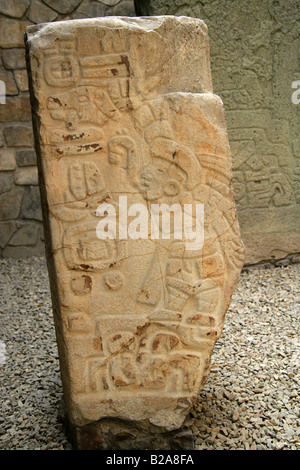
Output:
[24,14,209,35]
[58,398,195,450]
[23,16,232,449]
[24,27,75,418]
[243,252,300,270]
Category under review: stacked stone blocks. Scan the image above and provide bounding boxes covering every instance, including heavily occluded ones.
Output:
[0,0,136,257]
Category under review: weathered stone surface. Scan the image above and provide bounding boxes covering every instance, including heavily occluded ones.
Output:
[66,414,195,450]
[0,172,13,195]
[71,0,136,19]
[100,0,121,6]
[28,0,58,24]
[14,166,38,185]
[25,16,244,448]
[0,149,16,170]
[0,0,30,18]
[135,0,300,266]
[2,240,45,258]
[0,19,31,48]
[0,221,19,248]
[15,149,37,166]
[0,172,13,194]
[20,186,42,221]
[113,1,136,16]
[0,69,18,96]
[0,96,31,122]
[8,222,39,246]
[42,0,82,14]
[4,125,34,147]
[72,0,107,19]
[14,69,29,92]
[2,49,27,70]
[0,186,24,220]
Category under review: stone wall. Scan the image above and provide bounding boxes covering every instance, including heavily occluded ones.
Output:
[135,0,300,265]
[1,0,300,265]
[0,0,136,258]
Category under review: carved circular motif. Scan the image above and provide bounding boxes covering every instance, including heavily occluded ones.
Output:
[44,56,80,87]
[103,271,124,290]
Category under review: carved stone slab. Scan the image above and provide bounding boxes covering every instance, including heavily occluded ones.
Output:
[25,16,244,449]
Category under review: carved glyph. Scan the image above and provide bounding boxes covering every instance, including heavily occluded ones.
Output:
[25,17,244,434]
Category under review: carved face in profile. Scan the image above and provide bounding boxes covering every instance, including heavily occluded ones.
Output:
[140,157,185,202]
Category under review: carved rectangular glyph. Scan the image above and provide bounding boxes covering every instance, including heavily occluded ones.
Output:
[25,17,244,438]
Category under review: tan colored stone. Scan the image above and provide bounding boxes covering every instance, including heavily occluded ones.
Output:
[2,240,45,258]
[0,221,18,248]
[14,166,38,185]
[101,0,120,5]
[0,172,13,194]
[25,17,244,448]
[0,68,18,96]
[8,222,39,246]
[15,149,36,166]
[0,19,31,48]
[113,1,136,16]
[2,49,27,70]
[14,69,29,92]
[43,0,82,14]
[4,125,34,147]
[0,149,16,171]
[27,0,58,24]
[0,0,30,18]
[72,0,107,19]
[0,95,31,122]
[20,186,42,221]
[0,186,24,220]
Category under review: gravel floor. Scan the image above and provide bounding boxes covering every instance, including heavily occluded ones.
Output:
[0,257,299,450]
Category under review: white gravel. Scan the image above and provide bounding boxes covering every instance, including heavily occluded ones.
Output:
[0,257,299,450]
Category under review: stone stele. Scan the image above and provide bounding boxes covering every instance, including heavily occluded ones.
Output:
[25,16,244,450]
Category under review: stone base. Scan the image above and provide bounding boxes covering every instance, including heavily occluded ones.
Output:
[60,402,194,450]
